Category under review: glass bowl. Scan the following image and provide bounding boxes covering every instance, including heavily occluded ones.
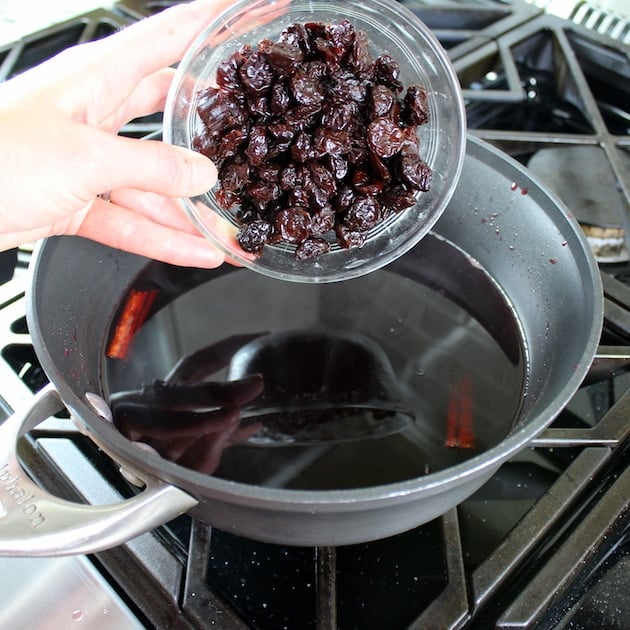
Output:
[164,0,466,283]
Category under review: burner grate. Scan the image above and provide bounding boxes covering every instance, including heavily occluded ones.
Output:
[454,13,630,264]
[0,3,628,628]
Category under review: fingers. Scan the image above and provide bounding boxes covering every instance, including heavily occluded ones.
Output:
[72,131,226,268]
[31,0,236,120]
[180,375,265,408]
[77,196,224,267]
[175,428,236,474]
[99,0,237,83]
[226,421,264,446]
[165,336,268,381]
[123,375,264,412]
[87,132,217,198]
[108,188,200,234]
[114,402,240,440]
[99,68,176,132]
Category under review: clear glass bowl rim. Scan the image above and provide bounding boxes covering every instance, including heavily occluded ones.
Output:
[164,0,467,283]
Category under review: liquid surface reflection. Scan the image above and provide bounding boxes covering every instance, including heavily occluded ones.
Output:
[105,234,528,490]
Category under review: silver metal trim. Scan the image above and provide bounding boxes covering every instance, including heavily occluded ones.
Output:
[0,385,198,557]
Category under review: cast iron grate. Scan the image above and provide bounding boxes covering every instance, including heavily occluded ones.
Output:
[0,3,628,628]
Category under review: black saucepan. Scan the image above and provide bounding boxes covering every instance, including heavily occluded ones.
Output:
[0,137,602,555]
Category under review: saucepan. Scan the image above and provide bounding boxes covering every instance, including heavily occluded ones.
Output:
[0,137,602,555]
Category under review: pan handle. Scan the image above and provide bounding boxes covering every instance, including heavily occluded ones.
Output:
[0,384,198,557]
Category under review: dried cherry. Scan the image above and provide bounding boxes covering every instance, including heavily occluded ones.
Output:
[237,220,273,254]
[274,208,312,243]
[295,236,331,260]
[193,20,432,261]
[367,118,404,158]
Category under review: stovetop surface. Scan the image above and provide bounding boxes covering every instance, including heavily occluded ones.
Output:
[0,1,629,629]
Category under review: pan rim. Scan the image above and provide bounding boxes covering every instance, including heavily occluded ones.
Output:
[27,136,604,510]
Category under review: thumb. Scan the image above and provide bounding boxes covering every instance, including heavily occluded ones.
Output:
[91,133,218,198]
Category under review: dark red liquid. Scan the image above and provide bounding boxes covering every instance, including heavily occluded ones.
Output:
[105,234,528,490]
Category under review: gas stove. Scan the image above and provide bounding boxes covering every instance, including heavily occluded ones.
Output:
[0,2,629,629]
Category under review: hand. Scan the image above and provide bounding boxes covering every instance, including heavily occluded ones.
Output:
[110,334,266,475]
[0,0,235,267]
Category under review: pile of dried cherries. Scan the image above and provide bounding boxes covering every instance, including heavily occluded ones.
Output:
[193,20,432,260]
